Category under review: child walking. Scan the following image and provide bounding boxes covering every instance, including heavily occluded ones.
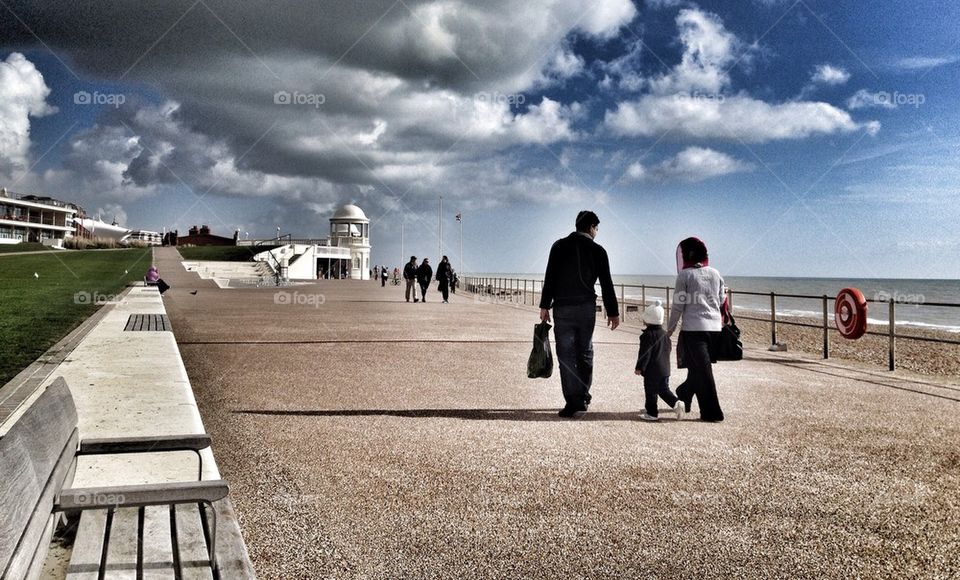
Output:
[634,301,685,421]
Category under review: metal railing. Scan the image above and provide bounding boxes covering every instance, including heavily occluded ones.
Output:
[254,235,292,285]
[462,276,960,371]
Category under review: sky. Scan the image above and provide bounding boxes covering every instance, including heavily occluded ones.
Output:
[1,0,958,278]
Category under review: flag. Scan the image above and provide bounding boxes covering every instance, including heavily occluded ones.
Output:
[456,212,462,222]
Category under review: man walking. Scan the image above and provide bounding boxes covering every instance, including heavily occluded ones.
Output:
[381,265,389,287]
[416,258,433,303]
[404,256,419,302]
[539,211,619,418]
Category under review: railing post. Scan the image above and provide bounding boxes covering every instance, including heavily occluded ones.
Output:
[523,279,527,305]
[619,284,625,320]
[664,286,670,320]
[641,284,646,308]
[770,292,778,346]
[822,295,830,359]
[889,299,896,371]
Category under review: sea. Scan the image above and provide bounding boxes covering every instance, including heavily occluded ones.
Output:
[468,274,960,333]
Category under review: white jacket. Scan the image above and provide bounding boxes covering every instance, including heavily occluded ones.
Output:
[667,266,725,334]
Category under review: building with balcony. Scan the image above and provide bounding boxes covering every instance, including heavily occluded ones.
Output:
[0,188,78,246]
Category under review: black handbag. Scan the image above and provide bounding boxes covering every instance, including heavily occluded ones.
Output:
[713,313,743,361]
[527,321,554,379]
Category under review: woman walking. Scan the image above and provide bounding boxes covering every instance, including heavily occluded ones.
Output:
[666,237,726,422]
[436,256,453,303]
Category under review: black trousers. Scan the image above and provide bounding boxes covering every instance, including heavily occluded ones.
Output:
[439,280,449,301]
[419,282,429,300]
[676,331,724,421]
[644,376,678,417]
[553,303,596,409]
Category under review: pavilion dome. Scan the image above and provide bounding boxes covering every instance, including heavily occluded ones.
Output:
[331,204,368,222]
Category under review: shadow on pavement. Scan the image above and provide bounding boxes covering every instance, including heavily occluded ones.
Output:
[232,408,672,422]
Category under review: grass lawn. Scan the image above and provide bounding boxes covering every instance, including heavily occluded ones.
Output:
[0,248,152,385]
[0,242,58,254]
[177,245,278,261]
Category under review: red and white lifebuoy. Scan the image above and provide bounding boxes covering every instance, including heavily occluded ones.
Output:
[835,287,868,339]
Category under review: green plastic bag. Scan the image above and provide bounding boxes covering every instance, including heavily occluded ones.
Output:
[527,321,554,379]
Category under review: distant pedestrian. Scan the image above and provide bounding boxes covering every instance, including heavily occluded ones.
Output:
[436,256,453,303]
[404,256,419,302]
[634,301,684,422]
[417,258,433,302]
[393,267,400,286]
[373,265,380,281]
[539,210,619,418]
[450,269,458,294]
[381,265,388,287]
[667,237,726,422]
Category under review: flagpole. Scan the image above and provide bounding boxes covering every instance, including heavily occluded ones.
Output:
[459,213,463,275]
[438,196,443,260]
[400,220,404,265]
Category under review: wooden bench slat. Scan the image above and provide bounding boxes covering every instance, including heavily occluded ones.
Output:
[105,507,139,580]
[65,510,107,580]
[141,506,176,579]
[175,504,215,580]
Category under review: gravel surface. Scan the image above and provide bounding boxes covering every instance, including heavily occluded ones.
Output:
[156,249,960,579]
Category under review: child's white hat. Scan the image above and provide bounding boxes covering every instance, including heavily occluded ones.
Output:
[643,300,664,325]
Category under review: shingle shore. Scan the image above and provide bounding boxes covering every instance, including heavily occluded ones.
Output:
[154,248,959,579]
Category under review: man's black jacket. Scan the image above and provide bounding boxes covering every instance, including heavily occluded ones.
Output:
[539,232,619,317]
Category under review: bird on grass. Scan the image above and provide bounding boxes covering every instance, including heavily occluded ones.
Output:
[34,272,39,279]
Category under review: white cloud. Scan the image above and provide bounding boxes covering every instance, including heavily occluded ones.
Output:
[646,0,687,9]
[578,0,638,39]
[653,146,752,182]
[94,203,127,226]
[606,94,878,142]
[0,53,57,177]
[622,147,751,183]
[891,56,959,70]
[811,64,850,85]
[542,46,586,82]
[847,89,897,110]
[598,38,645,92]
[647,8,740,96]
[624,161,646,181]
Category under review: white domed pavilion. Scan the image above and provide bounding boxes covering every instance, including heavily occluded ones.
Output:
[329,204,371,280]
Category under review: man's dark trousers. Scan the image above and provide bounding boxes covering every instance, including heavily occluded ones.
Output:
[553,302,596,409]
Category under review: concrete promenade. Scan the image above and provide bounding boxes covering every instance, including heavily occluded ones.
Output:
[154,248,960,579]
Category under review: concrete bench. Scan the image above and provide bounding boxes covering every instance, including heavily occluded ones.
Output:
[0,378,252,579]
